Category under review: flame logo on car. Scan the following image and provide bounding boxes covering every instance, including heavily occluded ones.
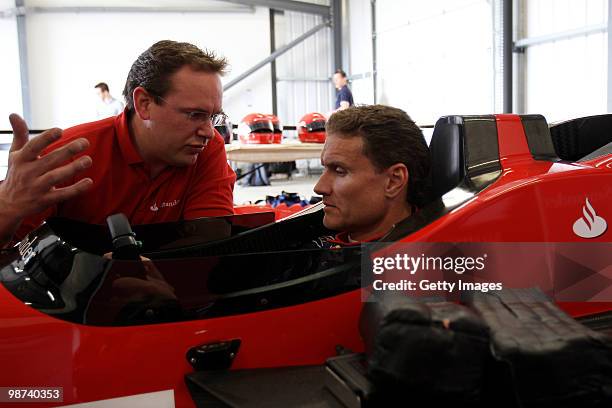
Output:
[572,198,607,239]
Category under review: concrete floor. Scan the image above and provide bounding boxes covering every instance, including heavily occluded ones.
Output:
[233,174,320,204]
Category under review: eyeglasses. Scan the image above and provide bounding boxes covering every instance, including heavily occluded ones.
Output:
[155,95,227,127]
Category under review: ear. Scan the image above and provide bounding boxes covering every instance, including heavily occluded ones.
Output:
[384,163,409,200]
[133,86,154,121]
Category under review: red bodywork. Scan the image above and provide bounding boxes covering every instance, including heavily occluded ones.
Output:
[0,114,610,407]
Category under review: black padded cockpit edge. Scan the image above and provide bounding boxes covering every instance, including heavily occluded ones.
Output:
[548,114,612,162]
[520,114,560,161]
[429,115,500,199]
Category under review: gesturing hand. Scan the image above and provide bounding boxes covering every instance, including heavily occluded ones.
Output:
[0,114,93,244]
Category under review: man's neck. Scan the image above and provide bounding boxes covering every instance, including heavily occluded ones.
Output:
[349,203,413,242]
[128,114,167,179]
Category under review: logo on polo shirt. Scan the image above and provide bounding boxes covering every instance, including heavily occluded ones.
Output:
[150,199,180,212]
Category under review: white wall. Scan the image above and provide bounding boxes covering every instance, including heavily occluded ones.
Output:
[10,1,272,129]
[275,9,333,128]
[523,0,608,123]
[0,0,23,130]
[374,0,495,125]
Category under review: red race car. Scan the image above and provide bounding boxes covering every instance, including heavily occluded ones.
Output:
[0,114,610,407]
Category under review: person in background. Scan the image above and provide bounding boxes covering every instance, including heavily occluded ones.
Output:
[313,105,431,247]
[332,69,354,112]
[94,82,125,119]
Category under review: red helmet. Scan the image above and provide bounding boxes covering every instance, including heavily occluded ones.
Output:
[267,114,283,144]
[298,112,326,143]
[238,113,282,144]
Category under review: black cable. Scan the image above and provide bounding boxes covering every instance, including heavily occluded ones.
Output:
[235,163,267,182]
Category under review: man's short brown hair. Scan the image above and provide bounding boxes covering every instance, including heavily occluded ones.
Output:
[326,105,432,207]
[123,40,228,111]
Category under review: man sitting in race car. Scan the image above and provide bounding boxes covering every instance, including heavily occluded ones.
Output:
[312,105,431,247]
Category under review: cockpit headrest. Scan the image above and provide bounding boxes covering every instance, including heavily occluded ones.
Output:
[429,115,501,199]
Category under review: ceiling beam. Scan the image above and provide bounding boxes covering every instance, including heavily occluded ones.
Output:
[219,0,330,16]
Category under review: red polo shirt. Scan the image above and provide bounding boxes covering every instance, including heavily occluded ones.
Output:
[17,111,235,238]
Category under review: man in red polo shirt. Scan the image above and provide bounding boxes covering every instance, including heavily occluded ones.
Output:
[312,105,431,247]
[3,40,235,243]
